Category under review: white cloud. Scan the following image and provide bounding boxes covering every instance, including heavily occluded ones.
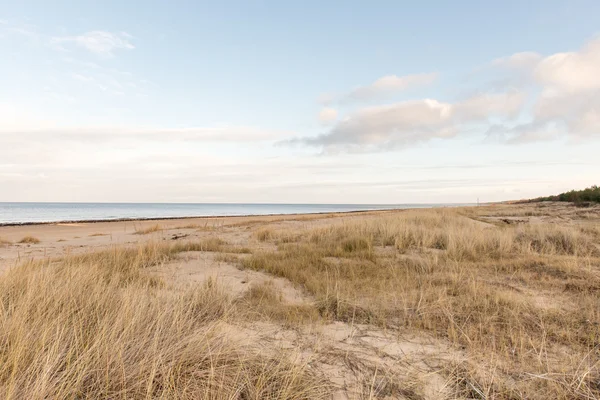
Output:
[295,91,524,150]
[344,73,437,102]
[51,31,134,56]
[488,37,600,142]
[318,108,338,124]
[534,38,600,92]
[453,90,525,121]
[300,37,600,151]
[492,52,542,70]
[321,73,437,105]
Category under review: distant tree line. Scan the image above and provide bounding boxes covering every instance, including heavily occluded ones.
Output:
[535,185,600,204]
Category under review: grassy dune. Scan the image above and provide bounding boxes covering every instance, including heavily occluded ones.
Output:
[0,203,599,399]
[243,206,600,398]
[0,243,329,399]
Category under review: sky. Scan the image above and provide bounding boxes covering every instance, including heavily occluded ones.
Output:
[1,0,599,204]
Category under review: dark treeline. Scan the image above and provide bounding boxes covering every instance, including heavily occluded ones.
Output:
[534,185,600,204]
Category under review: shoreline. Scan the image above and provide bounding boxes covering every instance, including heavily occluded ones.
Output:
[0,204,476,227]
[0,208,401,227]
[0,207,414,272]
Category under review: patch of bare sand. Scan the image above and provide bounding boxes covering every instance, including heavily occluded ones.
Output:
[220,319,459,400]
[150,249,461,399]
[151,251,310,305]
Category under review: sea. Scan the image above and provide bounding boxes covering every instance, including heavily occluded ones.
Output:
[0,202,467,225]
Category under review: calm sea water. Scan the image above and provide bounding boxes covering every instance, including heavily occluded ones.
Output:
[0,202,465,225]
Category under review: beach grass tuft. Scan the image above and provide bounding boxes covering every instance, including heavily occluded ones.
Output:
[18,235,40,244]
[134,224,162,235]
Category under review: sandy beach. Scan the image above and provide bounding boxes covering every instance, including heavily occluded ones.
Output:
[0,210,395,272]
[4,3,599,397]
[1,202,599,399]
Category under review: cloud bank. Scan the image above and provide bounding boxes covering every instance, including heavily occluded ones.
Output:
[299,38,600,151]
[297,91,524,151]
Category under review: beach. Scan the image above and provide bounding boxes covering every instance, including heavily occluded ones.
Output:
[0,209,397,272]
[1,202,599,399]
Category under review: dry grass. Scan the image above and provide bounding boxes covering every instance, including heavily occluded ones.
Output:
[242,208,600,399]
[237,281,320,326]
[214,253,240,263]
[170,237,251,254]
[0,242,329,399]
[2,204,599,399]
[254,227,302,244]
[134,224,162,235]
[175,222,223,231]
[18,235,40,244]
[255,227,274,241]
[89,232,108,237]
[0,237,11,247]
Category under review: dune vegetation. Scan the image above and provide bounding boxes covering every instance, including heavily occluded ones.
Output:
[533,184,600,204]
[18,235,41,244]
[243,205,600,398]
[134,224,163,235]
[0,202,599,399]
[0,243,329,399]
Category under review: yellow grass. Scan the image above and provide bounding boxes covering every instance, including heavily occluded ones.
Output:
[175,222,223,231]
[237,281,320,326]
[18,235,40,244]
[242,207,600,398]
[1,204,599,399]
[0,237,11,247]
[254,227,301,244]
[0,243,329,399]
[134,224,162,235]
[254,227,274,241]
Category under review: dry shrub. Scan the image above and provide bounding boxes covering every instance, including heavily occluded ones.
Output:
[18,235,40,244]
[171,237,250,254]
[0,237,11,247]
[515,224,599,256]
[0,245,330,399]
[238,281,319,326]
[134,224,162,235]
[244,280,283,303]
[175,221,222,231]
[254,228,301,244]
[173,237,227,252]
[255,228,274,241]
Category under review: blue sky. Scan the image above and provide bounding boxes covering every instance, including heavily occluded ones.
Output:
[1,1,599,203]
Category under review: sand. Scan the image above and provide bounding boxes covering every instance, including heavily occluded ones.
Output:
[3,203,598,399]
[0,211,392,273]
[1,209,457,399]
